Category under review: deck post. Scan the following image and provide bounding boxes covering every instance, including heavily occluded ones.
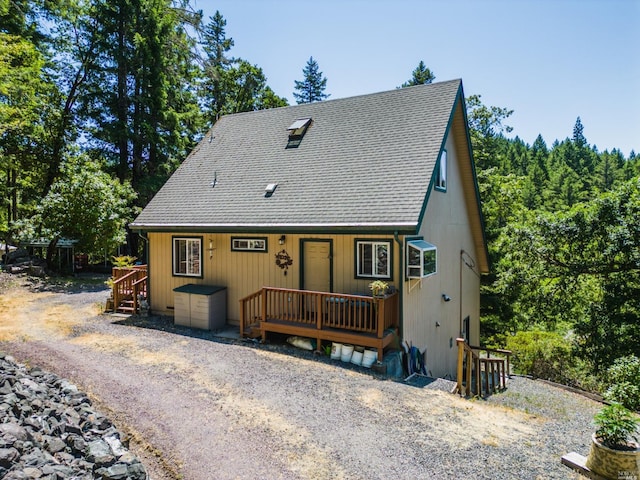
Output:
[239,298,245,338]
[316,294,322,330]
[456,338,464,395]
[316,294,323,351]
[132,282,138,314]
[376,297,385,339]
[261,288,267,343]
[467,350,474,396]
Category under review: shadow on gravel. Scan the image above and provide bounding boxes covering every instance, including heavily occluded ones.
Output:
[112,314,390,376]
[111,315,457,394]
[25,273,111,295]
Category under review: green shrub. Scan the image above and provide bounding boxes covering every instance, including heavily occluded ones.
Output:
[505,330,575,384]
[112,255,137,267]
[603,355,640,411]
[594,402,640,450]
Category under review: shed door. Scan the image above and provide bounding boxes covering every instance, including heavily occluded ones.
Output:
[302,240,332,292]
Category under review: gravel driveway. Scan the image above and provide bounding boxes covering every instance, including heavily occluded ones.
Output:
[0,273,599,479]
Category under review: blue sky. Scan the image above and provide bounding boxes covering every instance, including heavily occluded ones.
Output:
[193,0,639,156]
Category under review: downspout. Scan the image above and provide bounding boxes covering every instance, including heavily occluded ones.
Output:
[393,231,404,340]
[460,250,480,343]
[459,250,463,340]
[137,231,149,264]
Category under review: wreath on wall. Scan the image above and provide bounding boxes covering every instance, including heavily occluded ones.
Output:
[275,249,293,275]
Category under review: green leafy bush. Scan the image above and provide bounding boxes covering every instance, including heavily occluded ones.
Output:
[505,330,575,384]
[112,255,137,268]
[594,402,639,450]
[603,355,640,411]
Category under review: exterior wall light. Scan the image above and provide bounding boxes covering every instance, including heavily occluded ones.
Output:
[279,235,286,245]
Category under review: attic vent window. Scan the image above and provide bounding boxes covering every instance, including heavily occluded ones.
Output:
[286,117,312,149]
[435,149,447,191]
[265,183,278,197]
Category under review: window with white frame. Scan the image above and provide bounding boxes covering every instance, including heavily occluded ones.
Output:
[231,237,267,252]
[173,237,202,277]
[406,239,436,278]
[435,149,447,191]
[355,239,391,279]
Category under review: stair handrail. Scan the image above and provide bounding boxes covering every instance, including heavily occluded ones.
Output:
[131,275,148,314]
[111,266,147,314]
[467,344,512,379]
[239,288,264,337]
[456,338,479,396]
[457,339,512,397]
[112,269,139,312]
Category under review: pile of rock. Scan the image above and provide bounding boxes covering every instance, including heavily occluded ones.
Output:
[0,353,147,479]
[2,248,46,276]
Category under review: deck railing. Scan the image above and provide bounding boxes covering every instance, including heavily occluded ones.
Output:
[456,338,511,397]
[111,265,147,314]
[240,287,398,345]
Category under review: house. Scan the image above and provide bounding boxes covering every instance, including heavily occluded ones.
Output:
[129,78,489,379]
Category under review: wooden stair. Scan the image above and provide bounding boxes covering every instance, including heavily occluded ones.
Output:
[107,266,148,315]
[116,295,136,313]
[456,339,512,397]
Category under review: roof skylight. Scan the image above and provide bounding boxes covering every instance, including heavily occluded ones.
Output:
[264,183,278,198]
[286,117,312,149]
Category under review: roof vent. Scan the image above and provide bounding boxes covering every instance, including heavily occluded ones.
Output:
[265,183,278,198]
[286,117,312,149]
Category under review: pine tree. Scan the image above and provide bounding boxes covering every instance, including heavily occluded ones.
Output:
[81,0,203,255]
[400,60,435,87]
[201,11,235,122]
[572,116,587,148]
[223,60,287,113]
[200,11,287,121]
[202,11,234,66]
[293,56,329,104]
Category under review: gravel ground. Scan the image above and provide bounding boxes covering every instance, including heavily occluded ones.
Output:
[0,273,600,479]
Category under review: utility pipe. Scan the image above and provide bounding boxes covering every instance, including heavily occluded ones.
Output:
[393,231,404,340]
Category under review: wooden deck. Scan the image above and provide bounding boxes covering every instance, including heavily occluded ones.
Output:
[240,287,399,361]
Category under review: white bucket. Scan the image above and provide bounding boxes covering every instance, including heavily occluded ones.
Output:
[351,348,364,366]
[330,343,343,360]
[341,344,354,362]
[362,349,377,368]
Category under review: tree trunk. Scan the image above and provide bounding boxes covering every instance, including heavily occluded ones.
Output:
[46,237,59,271]
[116,12,129,183]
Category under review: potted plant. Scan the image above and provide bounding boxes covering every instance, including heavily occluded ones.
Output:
[369,280,388,298]
[585,402,640,479]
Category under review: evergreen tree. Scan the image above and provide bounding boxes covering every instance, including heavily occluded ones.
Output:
[202,10,233,66]
[293,56,329,104]
[466,94,513,170]
[200,11,234,123]
[400,60,435,87]
[82,0,202,255]
[222,60,287,113]
[199,12,287,124]
[572,116,587,148]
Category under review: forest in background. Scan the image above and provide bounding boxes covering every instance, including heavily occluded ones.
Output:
[1,0,639,391]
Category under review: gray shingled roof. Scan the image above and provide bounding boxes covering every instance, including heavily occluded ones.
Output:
[131,79,464,233]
